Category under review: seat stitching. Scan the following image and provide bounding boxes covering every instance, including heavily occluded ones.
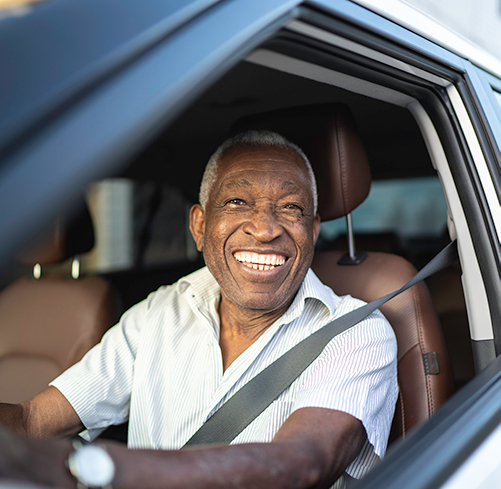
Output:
[409,263,434,416]
[397,345,423,436]
[336,115,349,215]
[398,383,406,439]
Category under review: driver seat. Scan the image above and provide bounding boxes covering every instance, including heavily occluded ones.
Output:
[233,104,454,440]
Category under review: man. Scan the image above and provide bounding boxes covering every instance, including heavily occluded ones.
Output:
[0,130,398,488]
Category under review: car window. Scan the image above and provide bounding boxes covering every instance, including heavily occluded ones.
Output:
[82,178,197,274]
[319,176,447,242]
[440,423,501,489]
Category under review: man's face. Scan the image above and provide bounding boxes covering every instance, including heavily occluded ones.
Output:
[190,144,320,316]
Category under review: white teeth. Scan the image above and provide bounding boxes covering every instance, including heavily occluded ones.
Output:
[234,252,286,270]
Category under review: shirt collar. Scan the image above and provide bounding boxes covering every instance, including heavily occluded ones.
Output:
[278,268,337,325]
[180,267,337,326]
[179,267,220,309]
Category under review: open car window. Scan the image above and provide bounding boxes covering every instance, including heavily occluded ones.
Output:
[1,1,501,488]
[320,176,448,242]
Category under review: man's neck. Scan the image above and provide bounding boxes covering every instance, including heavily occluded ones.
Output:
[217,298,290,372]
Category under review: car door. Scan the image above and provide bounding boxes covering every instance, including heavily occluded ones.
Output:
[0,0,500,487]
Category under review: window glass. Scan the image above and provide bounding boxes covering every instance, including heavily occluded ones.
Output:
[320,176,447,241]
[82,178,197,273]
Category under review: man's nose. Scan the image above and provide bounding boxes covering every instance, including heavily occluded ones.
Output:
[241,207,283,242]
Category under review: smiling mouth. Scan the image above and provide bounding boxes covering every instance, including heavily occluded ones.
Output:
[233,251,286,271]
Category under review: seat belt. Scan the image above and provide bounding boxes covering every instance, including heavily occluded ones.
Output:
[184,240,459,447]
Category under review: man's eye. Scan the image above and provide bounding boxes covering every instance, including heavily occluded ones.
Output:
[226,199,245,205]
[284,203,302,211]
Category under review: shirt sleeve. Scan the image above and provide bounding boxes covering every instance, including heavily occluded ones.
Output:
[291,302,398,476]
[50,295,150,436]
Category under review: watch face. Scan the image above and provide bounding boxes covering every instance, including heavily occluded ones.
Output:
[69,444,115,487]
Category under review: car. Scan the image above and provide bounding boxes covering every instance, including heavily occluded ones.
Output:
[0,0,500,487]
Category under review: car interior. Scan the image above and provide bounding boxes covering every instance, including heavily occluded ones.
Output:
[0,29,475,452]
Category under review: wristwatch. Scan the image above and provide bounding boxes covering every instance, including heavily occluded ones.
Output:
[67,439,115,489]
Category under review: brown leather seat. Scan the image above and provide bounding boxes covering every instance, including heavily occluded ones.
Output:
[234,104,454,440]
[0,203,118,403]
[312,251,454,440]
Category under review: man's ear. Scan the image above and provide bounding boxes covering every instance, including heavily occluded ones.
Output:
[312,213,321,245]
[189,204,205,252]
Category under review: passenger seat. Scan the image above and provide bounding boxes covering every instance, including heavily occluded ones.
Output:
[0,202,118,403]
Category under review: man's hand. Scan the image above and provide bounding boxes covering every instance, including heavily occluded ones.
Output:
[0,423,75,488]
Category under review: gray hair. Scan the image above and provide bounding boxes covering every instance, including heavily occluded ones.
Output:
[199,130,318,213]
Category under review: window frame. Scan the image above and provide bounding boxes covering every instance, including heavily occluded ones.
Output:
[256,5,501,364]
[1,0,501,487]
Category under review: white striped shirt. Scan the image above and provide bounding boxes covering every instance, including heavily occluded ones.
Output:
[51,267,398,484]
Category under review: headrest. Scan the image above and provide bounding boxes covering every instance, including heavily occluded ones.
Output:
[231,104,371,221]
[18,198,95,266]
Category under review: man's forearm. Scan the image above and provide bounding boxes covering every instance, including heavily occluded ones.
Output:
[0,387,83,439]
[0,407,366,488]
[107,440,332,489]
[0,434,342,489]
[107,408,365,489]
[0,403,27,434]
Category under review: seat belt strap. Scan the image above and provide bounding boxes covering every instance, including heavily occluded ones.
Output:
[184,240,459,447]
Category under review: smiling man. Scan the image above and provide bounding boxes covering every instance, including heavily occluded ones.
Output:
[0,131,397,489]
[190,137,321,371]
